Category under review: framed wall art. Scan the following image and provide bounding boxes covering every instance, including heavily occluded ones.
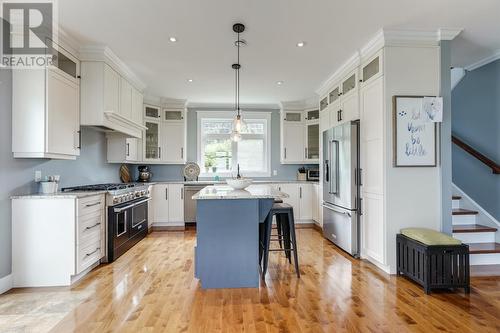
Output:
[393,96,437,167]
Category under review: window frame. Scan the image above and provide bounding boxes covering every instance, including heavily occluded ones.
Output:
[197,111,272,178]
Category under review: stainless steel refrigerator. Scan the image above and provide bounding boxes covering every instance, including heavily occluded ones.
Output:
[322,120,361,257]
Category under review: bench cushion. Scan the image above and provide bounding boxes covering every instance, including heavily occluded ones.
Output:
[401,228,461,246]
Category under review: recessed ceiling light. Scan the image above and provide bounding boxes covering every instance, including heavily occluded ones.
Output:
[187,79,193,83]
[276,81,284,85]
[169,37,177,42]
[296,41,306,47]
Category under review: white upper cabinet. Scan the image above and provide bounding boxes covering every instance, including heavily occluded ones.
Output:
[281,121,305,164]
[80,46,146,138]
[341,70,358,98]
[360,50,383,87]
[103,64,120,114]
[106,134,141,163]
[144,104,161,119]
[140,105,187,164]
[280,107,320,165]
[119,77,133,120]
[163,122,186,163]
[144,119,161,162]
[12,43,80,159]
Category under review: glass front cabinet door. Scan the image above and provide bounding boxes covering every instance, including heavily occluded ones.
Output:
[306,123,320,161]
[164,110,184,121]
[144,105,161,119]
[284,112,302,122]
[144,120,160,161]
[361,50,383,85]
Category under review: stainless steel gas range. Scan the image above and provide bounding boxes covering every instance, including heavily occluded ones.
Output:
[62,183,150,262]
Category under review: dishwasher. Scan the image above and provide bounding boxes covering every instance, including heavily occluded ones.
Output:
[184,185,206,223]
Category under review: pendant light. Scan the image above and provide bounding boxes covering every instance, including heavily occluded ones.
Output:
[230,23,246,142]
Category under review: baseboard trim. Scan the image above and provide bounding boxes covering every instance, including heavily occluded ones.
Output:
[312,222,323,233]
[152,225,186,232]
[0,274,12,294]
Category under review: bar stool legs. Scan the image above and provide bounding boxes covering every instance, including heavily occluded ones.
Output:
[260,204,300,279]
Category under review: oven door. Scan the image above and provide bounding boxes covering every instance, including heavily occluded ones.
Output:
[131,199,148,236]
[109,206,130,249]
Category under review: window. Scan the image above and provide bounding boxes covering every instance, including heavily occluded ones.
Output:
[197,111,271,177]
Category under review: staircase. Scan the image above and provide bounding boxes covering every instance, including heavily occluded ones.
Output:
[452,195,500,265]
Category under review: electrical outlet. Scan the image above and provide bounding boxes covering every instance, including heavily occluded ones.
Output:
[35,170,42,182]
[273,170,277,176]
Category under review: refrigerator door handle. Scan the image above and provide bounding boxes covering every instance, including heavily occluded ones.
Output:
[324,160,329,182]
[323,203,351,217]
[330,140,339,195]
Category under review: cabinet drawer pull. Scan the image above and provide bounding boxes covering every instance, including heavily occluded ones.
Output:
[85,247,100,257]
[181,147,184,159]
[284,148,287,159]
[85,222,101,230]
[85,202,101,208]
[165,188,168,200]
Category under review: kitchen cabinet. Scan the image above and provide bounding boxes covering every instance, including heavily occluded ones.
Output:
[360,50,383,86]
[277,184,300,217]
[312,184,320,223]
[120,76,133,120]
[163,122,186,163]
[340,91,359,124]
[12,43,80,160]
[144,119,161,161]
[305,109,319,121]
[282,122,305,164]
[341,70,358,98]
[106,134,141,163]
[152,184,185,226]
[81,61,145,138]
[12,193,105,287]
[275,183,316,222]
[167,184,184,223]
[305,122,320,161]
[144,104,161,119]
[153,184,169,222]
[298,183,313,220]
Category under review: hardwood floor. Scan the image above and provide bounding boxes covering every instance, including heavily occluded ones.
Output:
[5,229,500,332]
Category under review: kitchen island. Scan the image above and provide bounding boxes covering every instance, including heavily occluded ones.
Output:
[193,184,287,289]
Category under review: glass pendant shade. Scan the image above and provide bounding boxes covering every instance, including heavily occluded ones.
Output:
[230,130,241,142]
[233,114,246,133]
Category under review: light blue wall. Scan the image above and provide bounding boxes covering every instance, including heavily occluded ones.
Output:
[0,69,120,279]
[452,59,500,220]
[143,108,318,181]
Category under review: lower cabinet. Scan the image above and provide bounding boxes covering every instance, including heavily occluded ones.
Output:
[274,183,318,222]
[152,184,184,226]
[12,193,105,287]
[312,184,320,223]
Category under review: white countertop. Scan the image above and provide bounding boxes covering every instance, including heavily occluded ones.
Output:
[11,191,107,199]
[193,184,289,200]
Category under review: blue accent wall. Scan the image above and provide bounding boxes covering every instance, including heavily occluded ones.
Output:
[142,108,318,181]
[0,69,120,279]
[452,59,500,220]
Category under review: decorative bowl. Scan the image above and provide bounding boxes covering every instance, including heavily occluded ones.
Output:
[226,178,252,190]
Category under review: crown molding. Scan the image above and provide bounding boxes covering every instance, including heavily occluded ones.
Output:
[316,51,360,96]
[161,97,187,109]
[465,49,500,71]
[79,44,147,92]
[280,100,306,111]
[316,28,463,96]
[437,28,463,41]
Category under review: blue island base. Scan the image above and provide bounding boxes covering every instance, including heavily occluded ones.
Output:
[194,198,274,289]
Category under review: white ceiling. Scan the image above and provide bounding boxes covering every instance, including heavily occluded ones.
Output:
[58,0,500,105]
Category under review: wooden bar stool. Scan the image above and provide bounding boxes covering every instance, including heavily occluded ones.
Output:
[260,202,300,279]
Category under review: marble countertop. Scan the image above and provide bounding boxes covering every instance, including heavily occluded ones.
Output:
[11,191,107,199]
[154,180,319,186]
[193,184,289,200]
